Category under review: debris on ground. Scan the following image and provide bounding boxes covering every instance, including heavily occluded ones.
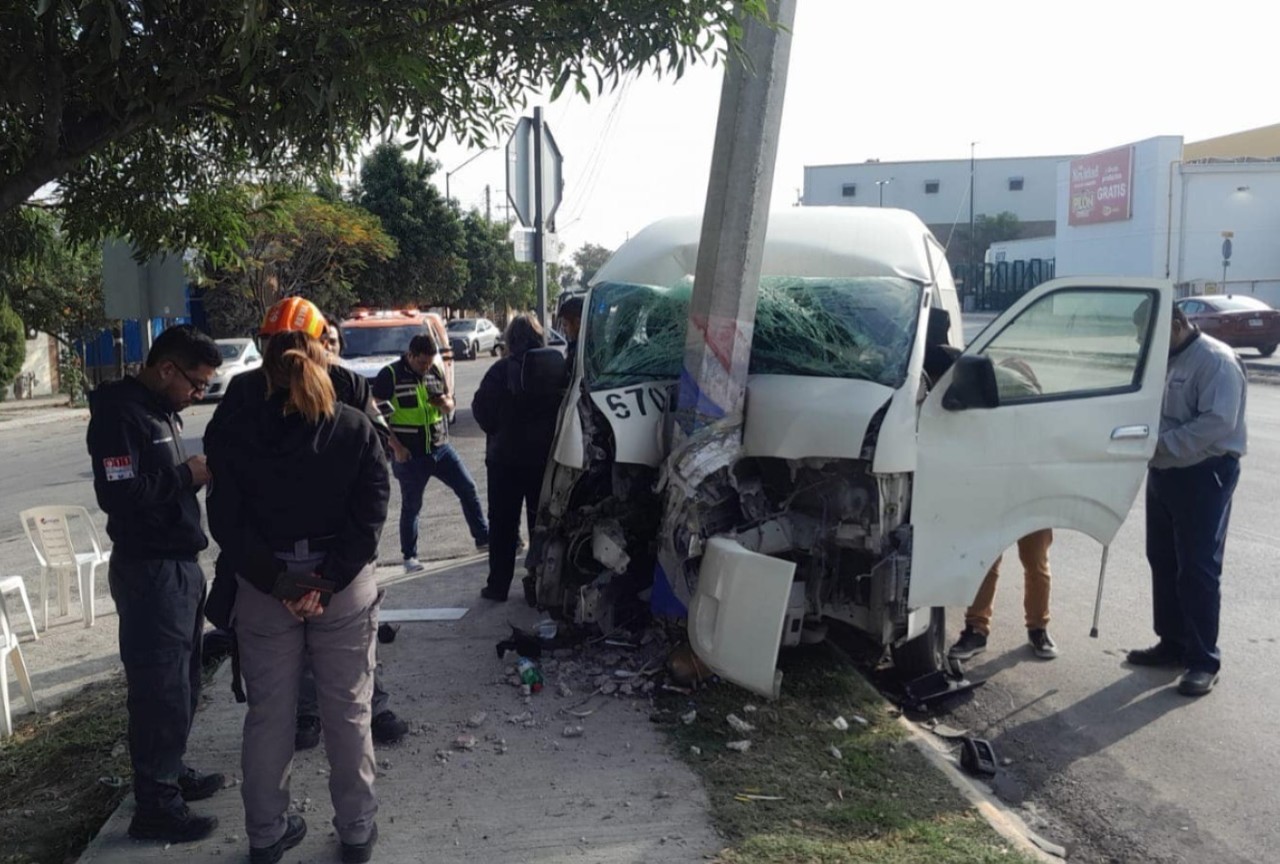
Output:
[562,725,585,738]
[828,745,843,761]
[452,734,478,751]
[466,711,488,728]
[832,716,849,731]
[689,746,702,756]
[726,740,751,753]
[680,710,697,725]
[733,793,785,802]
[959,737,998,777]
[726,713,755,734]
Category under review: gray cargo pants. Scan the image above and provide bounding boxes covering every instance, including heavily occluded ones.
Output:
[234,567,379,848]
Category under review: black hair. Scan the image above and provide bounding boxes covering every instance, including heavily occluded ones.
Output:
[559,295,584,321]
[408,334,438,357]
[146,324,222,370]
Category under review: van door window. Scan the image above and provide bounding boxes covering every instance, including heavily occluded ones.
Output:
[980,288,1156,402]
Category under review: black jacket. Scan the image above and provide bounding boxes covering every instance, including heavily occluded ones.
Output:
[206,394,390,597]
[86,377,207,560]
[472,351,564,467]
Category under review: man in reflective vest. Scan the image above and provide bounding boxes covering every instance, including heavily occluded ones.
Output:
[373,334,489,572]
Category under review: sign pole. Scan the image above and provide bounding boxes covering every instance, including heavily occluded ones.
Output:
[533,106,547,332]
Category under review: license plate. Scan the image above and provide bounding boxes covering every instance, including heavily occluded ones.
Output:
[1249,318,1264,328]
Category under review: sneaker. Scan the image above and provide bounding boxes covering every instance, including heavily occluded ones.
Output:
[249,814,307,864]
[1177,669,1219,697]
[178,767,224,802]
[480,585,508,602]
[128,806,218,843]
[1028,628,1059,660]
[341,822,379,864]
[371,710,408,745]
[295,715,322,751]
[403,557,424,573]
[1126,641,1183,667]
[947,627,988,660]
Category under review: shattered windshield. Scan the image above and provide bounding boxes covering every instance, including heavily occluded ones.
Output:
[585,277,923,390]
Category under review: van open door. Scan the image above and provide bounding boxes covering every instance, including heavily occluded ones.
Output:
[909,278,1172,608]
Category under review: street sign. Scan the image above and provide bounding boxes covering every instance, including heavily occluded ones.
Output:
[506,116,564,230]
[512,229,560,264]
[1222,238,1233,261]
[103,239,188,320]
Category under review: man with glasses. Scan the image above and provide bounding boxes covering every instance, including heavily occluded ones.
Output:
[86,325,226,843]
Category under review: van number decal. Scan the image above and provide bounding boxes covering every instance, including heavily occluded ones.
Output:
[604,385,671,419]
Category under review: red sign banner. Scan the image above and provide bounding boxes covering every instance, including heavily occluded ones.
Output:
[1068,146,1134,226]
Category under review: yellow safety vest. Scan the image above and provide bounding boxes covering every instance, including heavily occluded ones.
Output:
[385,362,444,451]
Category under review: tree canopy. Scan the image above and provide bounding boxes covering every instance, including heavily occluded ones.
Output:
[1,0,760,252]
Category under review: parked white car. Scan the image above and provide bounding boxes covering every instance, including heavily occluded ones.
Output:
[447,317,501,359]
[205,338,262,400]
[530,207,1172,697]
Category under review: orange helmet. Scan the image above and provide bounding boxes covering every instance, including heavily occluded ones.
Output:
[260,296,328,340]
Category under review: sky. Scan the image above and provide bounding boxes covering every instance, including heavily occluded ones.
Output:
[420,0,1279,268]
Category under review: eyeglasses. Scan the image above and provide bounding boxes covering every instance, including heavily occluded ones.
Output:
[173,364,209,395]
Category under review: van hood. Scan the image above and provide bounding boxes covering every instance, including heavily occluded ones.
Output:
[335,354,398,380]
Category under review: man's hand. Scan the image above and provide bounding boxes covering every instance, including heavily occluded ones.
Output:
[430,393,455,413]
[283,589,324,621]
[390,440,411,464]
[186,454,211,486]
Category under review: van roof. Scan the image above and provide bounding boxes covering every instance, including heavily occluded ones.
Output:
[592,207,940,288]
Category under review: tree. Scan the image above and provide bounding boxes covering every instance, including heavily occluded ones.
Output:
[952,211,1023,267]
[1,1,761,251]
[571,242,615,288]
[0,296,24,399]
[356,144,466,308]
[459,212,519,313]
[200,189,396,336]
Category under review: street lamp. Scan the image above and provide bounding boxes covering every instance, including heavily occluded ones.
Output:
[875,178,893,207]
[968,141,978,292]
[445,148,494,204]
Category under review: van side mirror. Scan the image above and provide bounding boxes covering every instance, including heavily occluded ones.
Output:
[942,354,999,411]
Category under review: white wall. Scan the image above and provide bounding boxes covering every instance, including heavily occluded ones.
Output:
[17,333,55,398]
[1175,162,1280,305]
[803,156,1066,228]
[1054,137,1183,278]
[987,236,1056,264]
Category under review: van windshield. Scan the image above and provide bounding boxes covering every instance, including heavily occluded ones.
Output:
[585,277,923,390]
[341,324,423,358]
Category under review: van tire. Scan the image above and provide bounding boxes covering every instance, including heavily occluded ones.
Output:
[890,607,946,679]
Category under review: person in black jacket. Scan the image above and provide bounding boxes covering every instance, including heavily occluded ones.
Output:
[203,299,408,750]
[85,324,226,844]
[473,314,565,601]
[207,331,389,864]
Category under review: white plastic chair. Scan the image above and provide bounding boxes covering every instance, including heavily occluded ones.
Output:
[0,600,37,737]
[19,506,112,630]
[0,576,38,641]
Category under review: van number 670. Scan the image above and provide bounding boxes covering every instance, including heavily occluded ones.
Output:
[604,385,670,419]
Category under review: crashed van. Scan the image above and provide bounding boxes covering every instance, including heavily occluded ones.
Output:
[530,207,1172,697]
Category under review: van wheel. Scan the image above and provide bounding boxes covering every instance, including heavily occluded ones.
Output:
[890,607,946,679]
[1260,343,1276,358]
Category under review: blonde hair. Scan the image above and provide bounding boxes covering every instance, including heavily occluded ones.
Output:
[263,331,336,423]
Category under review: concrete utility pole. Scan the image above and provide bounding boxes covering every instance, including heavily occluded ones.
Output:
[673,0,796,440]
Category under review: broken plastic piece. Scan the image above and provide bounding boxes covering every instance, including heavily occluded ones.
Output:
[726,713,756,734]
[726,740,751,752]
[959,737,998,777]
[832,716,849,731]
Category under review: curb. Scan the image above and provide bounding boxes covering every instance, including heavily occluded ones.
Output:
[899,716,1063,862]
[0,408,90,430]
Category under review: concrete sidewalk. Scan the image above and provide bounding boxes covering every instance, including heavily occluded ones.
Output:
[77,558,721,864]
[0,393,88,430]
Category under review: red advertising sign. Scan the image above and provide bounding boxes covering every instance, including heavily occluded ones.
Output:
[1068,146,1134,226]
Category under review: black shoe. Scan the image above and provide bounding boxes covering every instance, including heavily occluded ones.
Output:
[480,585,508,602]
[128,806,218,843]
[295,715,322,751]
[1177,669,1219,697]
[372,710,408,746]
[250,814,307,864]
[1028,628,1059,660]
[1126,642,1183,667]
[341,822,378,864]
[948,627,988,660]
[178,767,225,802]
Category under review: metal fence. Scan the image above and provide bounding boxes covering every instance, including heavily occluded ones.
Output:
[954,258,1056,312]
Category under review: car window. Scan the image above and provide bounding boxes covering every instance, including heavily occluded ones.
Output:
[1180,300,1203,314]
[1208,295,1269,312]
[217,343,245,361]
[585,277,923,390]
[981,288,1156,402]
[340,324,422,357]
[447,320,475,332]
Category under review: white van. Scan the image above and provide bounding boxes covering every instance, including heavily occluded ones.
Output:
[531,207,1171,697]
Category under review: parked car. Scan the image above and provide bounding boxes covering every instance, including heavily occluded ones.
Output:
[204,338,262,400]
[496,326,567,356]
[1175,294,1280,356]
[446,317,501,359]
[529,207,1173,697]
[334,308,456,421]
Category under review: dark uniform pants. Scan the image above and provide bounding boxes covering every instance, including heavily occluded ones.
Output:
[485,461,545,594]
[108,558,207,815]
[1146,455,1240,674]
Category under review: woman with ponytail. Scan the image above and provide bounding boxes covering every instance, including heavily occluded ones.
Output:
[207,329,390,864]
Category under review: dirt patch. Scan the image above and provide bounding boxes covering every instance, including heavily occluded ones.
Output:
[0,676,131,864]
[656,643,1037,863]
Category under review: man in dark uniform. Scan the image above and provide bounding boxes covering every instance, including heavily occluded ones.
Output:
[86,325,225,843]
[203,297,409,748]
